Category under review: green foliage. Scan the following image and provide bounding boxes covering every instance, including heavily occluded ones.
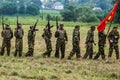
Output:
[0,2,17,15]
[19,4,26,14]
[60,5,79,22]
[26,4,39,15]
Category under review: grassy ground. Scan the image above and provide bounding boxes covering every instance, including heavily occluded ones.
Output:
[0,19,120,80]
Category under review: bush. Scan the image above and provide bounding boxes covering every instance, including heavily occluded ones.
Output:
[26,4,39,15]
[0,2,17,15]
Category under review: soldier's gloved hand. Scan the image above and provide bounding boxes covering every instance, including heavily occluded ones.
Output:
[2,30,5,33]
[110,40,113,43]
[115,36,118,38]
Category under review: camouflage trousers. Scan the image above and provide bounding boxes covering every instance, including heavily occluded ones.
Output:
[25,41,34,57]
[14,39,23,57]
[68,42,80,59]
[55,39,66,59]
[43,39,52,57]
[0,39,11,56]
[108,43,119,59]
[94,44,105,60]
[83,42,93,59]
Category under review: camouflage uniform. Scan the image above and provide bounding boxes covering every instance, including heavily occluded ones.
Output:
[94,31,106,60]
[42,28,52,57]
[14,27,24,57]
[83,26,95,59]
[25,28,36,57]
[55,25,68,59]
[0,26,13,56]
[108,27,119,59]
[68,26,81,59]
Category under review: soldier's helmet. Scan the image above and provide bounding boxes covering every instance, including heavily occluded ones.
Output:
[113,26,118,29]
[18,23,22,28]
[91,26,95,30]
[75,25,80,28]
[5,24,10,28]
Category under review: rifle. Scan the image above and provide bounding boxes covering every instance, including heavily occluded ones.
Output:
[16,16,19,30]
[56,16,59,30]
[47,18,53,33]
[32,19,39,34]
[2,16,4,30]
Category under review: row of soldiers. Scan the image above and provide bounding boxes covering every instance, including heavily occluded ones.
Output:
[0,23,119,60]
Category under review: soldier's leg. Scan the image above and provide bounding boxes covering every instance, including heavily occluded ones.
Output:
[47,41,52,57]
[94,45,102,59]
[89,43,93,59]
[55,41,60,58]
[108,44,113,58]
[101,45,105,59]
[19,50,22,57]
[83,43,91,59]
[114,44,119,59]
[76,45,80,58]
[61,42,65,59]
[83,46,89,59]
[14,49,17,57]
[0,41,6,56]
[68,49,75,60]
[6,41,11,56]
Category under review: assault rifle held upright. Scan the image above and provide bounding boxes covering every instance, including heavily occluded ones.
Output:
[31,19,39,34]
[56,16,59,30]
[47,18,53,33]
[2,16,4,30]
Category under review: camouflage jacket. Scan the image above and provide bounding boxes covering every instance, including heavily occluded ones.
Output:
[28,30,36,43]
[14,28,24,39]
[108,30,119,44]
[55,30,68,41]
[1,28,13,40]
[98,31,106,45]
[72,29,80,44]
[85,29,94,44]
[42,28,52,40]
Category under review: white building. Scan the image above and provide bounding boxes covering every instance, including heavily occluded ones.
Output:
[52,2,64,10]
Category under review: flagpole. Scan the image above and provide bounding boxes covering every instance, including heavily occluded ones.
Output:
[106,21,113,37]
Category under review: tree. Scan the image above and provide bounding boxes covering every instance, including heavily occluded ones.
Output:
[112,0,120,23]
[19,4,26,14]
[30,0,42,9]
[26,4,39,15]
[60,5,79,21]
[0,2,17,15]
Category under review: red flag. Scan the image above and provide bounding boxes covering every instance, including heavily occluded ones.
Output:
[97,1,119,32]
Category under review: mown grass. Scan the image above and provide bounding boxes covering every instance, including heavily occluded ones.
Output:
[0,17,120,80]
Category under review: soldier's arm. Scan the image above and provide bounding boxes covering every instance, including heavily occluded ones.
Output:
[1,30,5,37]
[55,31,59,38]
[22,29,24,36]
[10,29,13,39]
[65,30,68,41]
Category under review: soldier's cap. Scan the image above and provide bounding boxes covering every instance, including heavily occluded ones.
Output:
[30,26,33,28]
[90,26,95,29]
[60,24,64,27]
[75,25,80,28]
[113,26,118,29]
[5,24,10,26]
[18,23,22,25]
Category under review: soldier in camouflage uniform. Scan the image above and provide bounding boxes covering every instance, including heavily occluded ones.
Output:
[108,27,119,59]
[25,26,36,57]
[68,25,81,60]
[0,24,13,56]
[94,31,106,60]
[83,26,95,59]
[14,23,24,57]
[42,25,52,57]
[55,24,68,59]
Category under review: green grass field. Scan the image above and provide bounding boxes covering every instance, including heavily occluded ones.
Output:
[0,16,120,80]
